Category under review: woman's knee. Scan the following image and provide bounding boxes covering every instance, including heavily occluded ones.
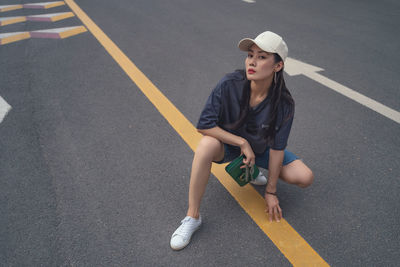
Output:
[195,136,223,161]
[281,160,314,188]
[297,168,314,188]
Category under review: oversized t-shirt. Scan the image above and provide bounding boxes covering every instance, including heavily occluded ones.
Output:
[196,70,294,154]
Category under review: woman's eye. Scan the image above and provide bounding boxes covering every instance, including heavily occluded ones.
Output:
[259,56,266,59]
[247,54,253,58]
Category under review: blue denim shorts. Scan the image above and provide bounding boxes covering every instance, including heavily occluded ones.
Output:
[214,144,299,169]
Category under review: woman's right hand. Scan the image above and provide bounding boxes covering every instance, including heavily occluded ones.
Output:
[240,140,255,167]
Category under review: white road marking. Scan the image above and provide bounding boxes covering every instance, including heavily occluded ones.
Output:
[31,25,80,34]
[285,57,400,124]
[0,96,11,123]
[0,31,30,45]
[30,25,86,38]
[0,4,23,12]
[0,16,25,22]
[1,26,86,44]
[23,1,65,9]
[27,12,74,21]
[0,31,28,38]
[242,0,256,3]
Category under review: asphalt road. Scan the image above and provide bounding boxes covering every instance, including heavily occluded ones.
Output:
[1,0,399,266]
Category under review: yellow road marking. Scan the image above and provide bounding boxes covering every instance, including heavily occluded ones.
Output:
[64,0,330,265]
[43,1,65,9]
[0,16,27,26]
[51,12,74,22]
[59,25,86,38]
[0,5,23,12]
[0,32,30,45]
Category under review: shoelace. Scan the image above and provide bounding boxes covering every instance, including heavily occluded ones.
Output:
[176,218,197,236]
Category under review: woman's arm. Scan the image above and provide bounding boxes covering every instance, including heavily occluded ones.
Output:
[198,127,255,166]
[266,149,284,192]
[265,148,284,222]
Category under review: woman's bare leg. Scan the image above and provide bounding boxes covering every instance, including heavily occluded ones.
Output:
[279,159,314,188]
[186,136,224,219]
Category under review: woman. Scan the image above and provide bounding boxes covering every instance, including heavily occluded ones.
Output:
[170,31,314,251]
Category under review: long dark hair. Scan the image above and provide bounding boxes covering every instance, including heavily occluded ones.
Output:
[226,54,294,144]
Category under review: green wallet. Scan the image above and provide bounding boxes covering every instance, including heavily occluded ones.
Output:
[225,155,260,186]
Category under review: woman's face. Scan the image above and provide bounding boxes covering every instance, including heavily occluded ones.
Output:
[245,44,282,82]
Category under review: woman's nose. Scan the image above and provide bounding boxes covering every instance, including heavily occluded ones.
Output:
[249,58,256,66]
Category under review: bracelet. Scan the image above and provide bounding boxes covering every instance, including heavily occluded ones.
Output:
[265,191,277,196]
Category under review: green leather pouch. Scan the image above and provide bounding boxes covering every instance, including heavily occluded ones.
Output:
[225,155,260,186]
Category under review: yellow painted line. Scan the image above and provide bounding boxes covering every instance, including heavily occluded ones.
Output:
[0,16,27,26]
[59,25,86,38]
[44,1,65,9]
[51,11,74,22]
[23,1,65,9]
[0,32,30,45]
[0,5,23,12]
[64,0,330,266]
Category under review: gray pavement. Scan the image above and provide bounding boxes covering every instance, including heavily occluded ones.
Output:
[1,0,399,266]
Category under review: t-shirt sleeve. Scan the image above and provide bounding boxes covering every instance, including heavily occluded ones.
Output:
[271,104,294,150]
[196,83,223,130]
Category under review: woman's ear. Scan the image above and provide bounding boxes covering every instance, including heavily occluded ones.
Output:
[274,61,283,72]
[275,61,284,72]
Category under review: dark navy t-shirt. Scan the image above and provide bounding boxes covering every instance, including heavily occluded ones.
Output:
[196,70,294,154]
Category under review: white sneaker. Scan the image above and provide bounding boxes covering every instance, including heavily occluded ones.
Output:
[170,215,202,250]
[250,171,268,185]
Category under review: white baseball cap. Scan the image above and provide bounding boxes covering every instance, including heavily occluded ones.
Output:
[238,31,288,62]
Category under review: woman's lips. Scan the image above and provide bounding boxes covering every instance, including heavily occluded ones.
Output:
[248,69,256,74]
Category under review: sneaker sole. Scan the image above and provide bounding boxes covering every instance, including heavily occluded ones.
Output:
[170,224,201,251]
[250,181,267,185]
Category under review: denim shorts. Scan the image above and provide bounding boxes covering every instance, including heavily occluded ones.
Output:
[214,144,299,169]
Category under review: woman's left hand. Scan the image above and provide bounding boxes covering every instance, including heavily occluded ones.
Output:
[265,193,282,222]
[239,140,255,167]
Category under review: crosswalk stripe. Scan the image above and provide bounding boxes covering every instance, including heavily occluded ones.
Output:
[30,26,86,39]
[0,26,86,45]
[0,5,23,12]
[0,31,30,45]
[0,16,26,26]
[23,1,65,9]
[0,12,74,26]
[27,12,74,22]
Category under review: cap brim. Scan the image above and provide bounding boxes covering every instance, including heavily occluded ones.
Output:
[238,38,256,51]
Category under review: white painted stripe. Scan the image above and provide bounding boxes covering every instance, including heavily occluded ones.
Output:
[27,12,71,18]
[0,31,28,38]
[0,96,11,123]
[242,0,256,3]
[0,4,22,10]
[285,57,324,76]
[24,1,63,6]
[0,16,25,22]
[306,71,400,123]
[30,25,81,33]
[285,57,400,124]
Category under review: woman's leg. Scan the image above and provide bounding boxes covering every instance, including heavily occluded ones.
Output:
[279,159,314,188]
[186,136,224,219]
